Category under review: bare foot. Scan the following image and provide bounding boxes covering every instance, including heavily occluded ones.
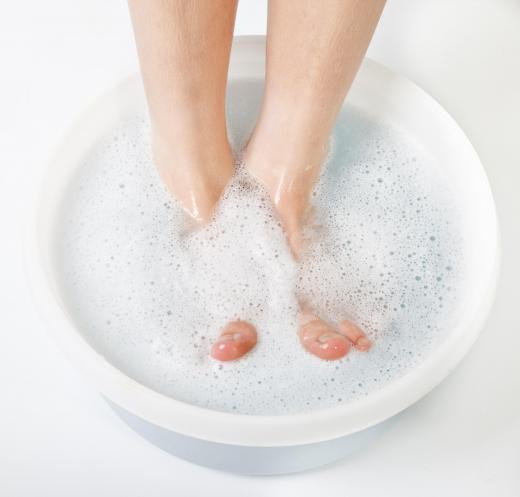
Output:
[298,309,371,361]
[210,320,258,361]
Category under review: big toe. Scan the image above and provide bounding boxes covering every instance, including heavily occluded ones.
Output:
[298,317,351,360]
[210,320,257,361]
[338,319,372,352]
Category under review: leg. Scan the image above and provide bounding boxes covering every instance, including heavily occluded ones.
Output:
[129,1,257,361]
[128,0,238,222]
[245,0,386,257]
[245,0,384,360]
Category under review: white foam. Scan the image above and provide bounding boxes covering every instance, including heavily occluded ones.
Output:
[55,83,465,415]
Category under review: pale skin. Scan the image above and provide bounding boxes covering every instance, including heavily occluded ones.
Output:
[128,0,386,362]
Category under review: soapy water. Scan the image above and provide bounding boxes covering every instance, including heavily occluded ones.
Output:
[55,81,465,415]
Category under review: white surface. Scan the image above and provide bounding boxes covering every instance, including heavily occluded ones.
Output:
[1,0,519,495]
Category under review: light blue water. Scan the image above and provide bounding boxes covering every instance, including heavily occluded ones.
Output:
[55,80,464,415]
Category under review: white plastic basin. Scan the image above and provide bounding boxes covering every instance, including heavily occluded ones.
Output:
[25,36,499,474]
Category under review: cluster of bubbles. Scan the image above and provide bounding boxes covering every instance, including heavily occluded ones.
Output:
[55,87,464,415]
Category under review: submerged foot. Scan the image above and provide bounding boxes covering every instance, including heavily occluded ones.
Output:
[298,309,372,360]
[210,320,258,361]
[245,132,374,360]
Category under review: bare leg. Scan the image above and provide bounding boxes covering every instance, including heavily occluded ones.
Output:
[245,0,384,360]
[245,0,386,257]
[129,1,258,361]
[128,0,237,222]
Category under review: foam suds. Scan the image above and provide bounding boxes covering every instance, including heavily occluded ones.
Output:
[55,82,465,415]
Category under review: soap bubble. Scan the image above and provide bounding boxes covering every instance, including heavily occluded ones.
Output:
[56,86,464,415]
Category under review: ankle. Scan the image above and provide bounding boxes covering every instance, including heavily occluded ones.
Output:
[152,131,234,222]
[245,140,321,211]
[245,124,328,183]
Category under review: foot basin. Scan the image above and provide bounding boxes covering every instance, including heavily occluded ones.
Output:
[25,36,499,474]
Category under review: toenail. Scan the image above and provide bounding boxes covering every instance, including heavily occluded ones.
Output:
[318,332,340,343]
[356,337,372,350]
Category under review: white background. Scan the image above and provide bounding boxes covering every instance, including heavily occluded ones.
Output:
[1,1,519,495]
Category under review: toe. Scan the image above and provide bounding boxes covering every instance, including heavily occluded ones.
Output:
[210,320,257,361]
[338,320,372,351]
[298,318,351,360]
